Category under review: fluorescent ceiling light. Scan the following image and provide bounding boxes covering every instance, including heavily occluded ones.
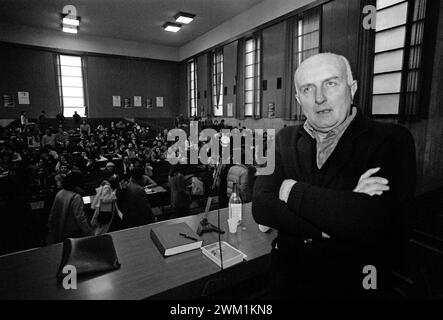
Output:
[174,12,195,24]
[62,17,80,26]
[163,22,181,32]
[62,25,78,34]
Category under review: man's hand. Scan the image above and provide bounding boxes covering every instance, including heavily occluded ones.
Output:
[353,167,389,196]
[279,179,297,203]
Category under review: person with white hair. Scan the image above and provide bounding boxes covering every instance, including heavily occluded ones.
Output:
[252,53,417,299]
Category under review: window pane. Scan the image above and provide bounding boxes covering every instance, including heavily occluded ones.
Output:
[245,65,254,78]
[245,91,253,103]
[376,0,405,10]
[302,11,320,34]
[408,46,422,69]
[61,76,83,87]
[413,0,427,21]
[63,107,85,117]
[373,72,402,94]
[406,70,419,92]
[373,50,404,73]
[376,2,408,31]
[372,94,400,114]
[60,55,82,67]
[62,87,83,97]
[410,22,424,46]
[245,78,254,90]
[302,31,319,51]
[214,105,223,116]
[245,103,253,116]
[60,66,82,77]
[63,97,84,107]
[245,52,254,66]
[375,26,405,52]
[246,40,254,53]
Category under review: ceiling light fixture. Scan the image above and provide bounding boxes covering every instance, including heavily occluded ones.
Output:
[62,25,78,34]
[174,12,195,24]
[62,16,80,26]
[163,22,182,32]
[61,5,80,34]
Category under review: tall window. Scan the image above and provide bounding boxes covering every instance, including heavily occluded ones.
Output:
[371,0,428,116]
[290,7,321,119]
[244,35,261,117]
[57,55,85,117]
[212,49,223,116]
[188,59,197,117]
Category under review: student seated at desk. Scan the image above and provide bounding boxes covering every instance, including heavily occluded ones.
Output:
[141,163,157,188]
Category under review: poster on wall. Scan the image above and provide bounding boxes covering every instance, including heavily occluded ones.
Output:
[268,102,275,118]
[156,96,164,107]
[134,96,142,107]
[146,98,153,109]
[123,98,131,108]
[112,96,121,107]
[227,103,233,117]
[3,94,15,107]
[18,92,30,105]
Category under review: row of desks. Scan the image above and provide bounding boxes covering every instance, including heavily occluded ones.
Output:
[0,203,276,299]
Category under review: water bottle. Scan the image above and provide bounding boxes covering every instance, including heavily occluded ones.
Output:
[228,182,242,224]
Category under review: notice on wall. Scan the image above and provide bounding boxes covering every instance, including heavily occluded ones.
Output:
[227,103,233,117]
[156,96,164,107]
[112,96,121,107]
[3,94,15,107]
[18,92,30,105]
[134,96,142,107]
[268,103,275,118]
[123,98,131,108]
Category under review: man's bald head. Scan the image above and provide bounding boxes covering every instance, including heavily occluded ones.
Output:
[293,52,358,133]
[294,53,354,94]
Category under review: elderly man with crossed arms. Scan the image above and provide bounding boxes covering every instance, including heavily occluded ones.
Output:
[252,53,416,299]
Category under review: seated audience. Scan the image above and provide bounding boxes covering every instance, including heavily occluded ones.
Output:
[41,129,56,147]
[54,126,69,147]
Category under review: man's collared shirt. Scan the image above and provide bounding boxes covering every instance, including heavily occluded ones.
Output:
[303,107,357,169]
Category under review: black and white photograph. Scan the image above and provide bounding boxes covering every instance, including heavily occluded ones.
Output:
[0,0,442,306]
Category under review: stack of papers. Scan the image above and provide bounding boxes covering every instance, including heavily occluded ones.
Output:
[201,241,246,269]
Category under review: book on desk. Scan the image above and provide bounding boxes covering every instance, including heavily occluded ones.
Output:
[150,222,203,256]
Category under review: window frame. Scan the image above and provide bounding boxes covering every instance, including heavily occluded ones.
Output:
[212,49,224,117]
[57,54,86,117]
[370,0,430,119]
[285,6,322,120]
[188,59,198,117]
[244,34,262,118]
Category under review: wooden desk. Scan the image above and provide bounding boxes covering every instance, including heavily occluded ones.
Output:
[0,203,276,300]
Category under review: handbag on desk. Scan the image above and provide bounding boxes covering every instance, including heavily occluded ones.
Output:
[56,234,121,278]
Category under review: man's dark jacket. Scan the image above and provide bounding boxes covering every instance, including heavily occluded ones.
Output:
[117,181,154,228]
[252,109,416,299]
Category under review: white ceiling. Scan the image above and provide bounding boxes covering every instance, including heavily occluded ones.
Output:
[0,0,266,47]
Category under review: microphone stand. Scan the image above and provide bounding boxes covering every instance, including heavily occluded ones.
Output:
[196,161,225,236]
